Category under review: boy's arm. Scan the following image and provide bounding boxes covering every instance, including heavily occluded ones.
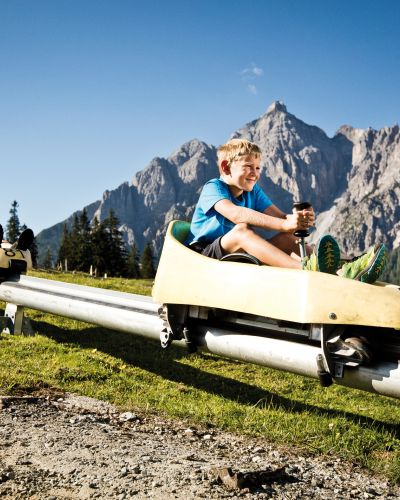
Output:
[264,204,286,219]
[214,199,303,232]
[265,203,315,227]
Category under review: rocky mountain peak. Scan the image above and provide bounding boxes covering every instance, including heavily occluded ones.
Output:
[266,101,287,114]
[36,102,400,262]
[231,104,353,214]
[312,121,400,253]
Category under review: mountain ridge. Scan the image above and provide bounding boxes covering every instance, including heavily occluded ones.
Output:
[36,102,400,263]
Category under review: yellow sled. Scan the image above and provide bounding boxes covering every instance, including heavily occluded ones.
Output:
[153,220,400,330]
[0,246,32,279]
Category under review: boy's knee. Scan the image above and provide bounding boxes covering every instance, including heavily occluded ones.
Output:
[222,223,255,252]
[232,223,254,240]
[233,222,249,233]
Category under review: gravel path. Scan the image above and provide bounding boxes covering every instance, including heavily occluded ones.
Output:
[0,393,398,499]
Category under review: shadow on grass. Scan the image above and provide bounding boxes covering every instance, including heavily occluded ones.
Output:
[33,319,400,436]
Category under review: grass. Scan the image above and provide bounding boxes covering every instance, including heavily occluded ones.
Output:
[1,269,400,483]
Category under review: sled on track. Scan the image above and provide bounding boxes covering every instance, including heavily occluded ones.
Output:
[0,246,32,279]
[152,220,400,388]
[0,227,33,280]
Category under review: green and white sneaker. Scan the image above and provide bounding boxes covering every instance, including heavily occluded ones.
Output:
[302,235,340,274]
[340,243,387,284]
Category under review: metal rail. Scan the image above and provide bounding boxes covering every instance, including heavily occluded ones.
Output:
[0,275,399,400]
[0,275,163,342]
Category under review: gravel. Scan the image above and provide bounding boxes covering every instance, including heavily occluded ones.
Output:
[0,393,398,499]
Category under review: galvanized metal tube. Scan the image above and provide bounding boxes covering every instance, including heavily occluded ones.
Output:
[196,324,319,377]
[4,275,159,313]
[195,324,400,400]
[0,277,163,341]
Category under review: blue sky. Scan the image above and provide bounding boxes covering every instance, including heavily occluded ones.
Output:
[0,0,399,235]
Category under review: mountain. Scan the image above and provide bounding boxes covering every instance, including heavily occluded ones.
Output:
[311,124,400,254]
[36,102,400,263]
[37,140,218,261]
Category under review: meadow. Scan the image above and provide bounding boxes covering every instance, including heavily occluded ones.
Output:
[1,269,399,482]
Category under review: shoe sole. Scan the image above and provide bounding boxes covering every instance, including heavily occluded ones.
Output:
[357,243,387,284]
[315,235,340,274]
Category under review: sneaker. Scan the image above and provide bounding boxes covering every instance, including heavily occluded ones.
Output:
[340,243,387,284]
[302,235,340,274]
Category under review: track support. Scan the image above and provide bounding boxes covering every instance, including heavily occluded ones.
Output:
[1,303,34,336]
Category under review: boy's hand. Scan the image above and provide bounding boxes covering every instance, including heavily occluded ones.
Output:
[282,208,315,232]
[299,207,315,228]
[282,213,302,232]
[301,207,315,228]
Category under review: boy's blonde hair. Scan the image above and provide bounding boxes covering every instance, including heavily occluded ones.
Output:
[217,138,261,173]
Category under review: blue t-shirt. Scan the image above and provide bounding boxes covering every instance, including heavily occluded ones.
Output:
[187,177,272,245]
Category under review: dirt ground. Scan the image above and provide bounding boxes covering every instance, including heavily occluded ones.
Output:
[0,392,398,499]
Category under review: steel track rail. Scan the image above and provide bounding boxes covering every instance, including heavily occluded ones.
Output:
[0,275,399,399]
[0,275,163,341]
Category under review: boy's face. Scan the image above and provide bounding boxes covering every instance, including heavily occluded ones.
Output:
[221,154,261,197]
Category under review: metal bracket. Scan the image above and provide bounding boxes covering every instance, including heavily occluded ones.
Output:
[1,303,34,336]
[334,362,344,378]
[158,304,196,352]
[0,316,14,334]
[318,324,370,385]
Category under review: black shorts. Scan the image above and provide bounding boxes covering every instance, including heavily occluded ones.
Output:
[190,237,225,260]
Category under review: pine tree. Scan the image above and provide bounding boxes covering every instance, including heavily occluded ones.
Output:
[43,247,53,269]
[127,243,141,278]
[58,223,73,270]
[91,217,108,275]
[140,242,156,279]
[6,200,20,243]
[381,248,400,285]
[75,210,92,272]
[67,214,81,270]
[102,209,128,277]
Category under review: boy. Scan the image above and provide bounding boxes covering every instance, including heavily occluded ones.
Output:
[187,139,386,284]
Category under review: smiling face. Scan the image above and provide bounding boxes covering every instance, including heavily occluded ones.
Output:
[220,154,261,198]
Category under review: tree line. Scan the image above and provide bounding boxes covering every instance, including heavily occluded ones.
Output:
[3,200,400,285]
[2,200,39,266]
[381,246,400,285]
[56,209,156,278]
[2,201,156,279]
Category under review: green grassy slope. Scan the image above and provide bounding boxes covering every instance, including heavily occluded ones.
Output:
[1,270,399,482]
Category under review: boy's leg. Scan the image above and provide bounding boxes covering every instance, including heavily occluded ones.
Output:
[220,224,301,269]
[340,243,387,284]
[267,232,313,260]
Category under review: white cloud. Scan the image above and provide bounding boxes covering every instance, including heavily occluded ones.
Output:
[241,63,263,95]
[247,84,258,95]
[241,63,264,79]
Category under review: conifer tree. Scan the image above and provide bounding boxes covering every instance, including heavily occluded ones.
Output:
[75,210,92,272]
[43,247,53,269]
[91,217,108,275]
[58,223,73,270]
[381,248,400,285]
[65,215,79,270]
[102,209,128,276]
[140,242,156,279]
[6,200,20,243]
[127,243,141,278]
